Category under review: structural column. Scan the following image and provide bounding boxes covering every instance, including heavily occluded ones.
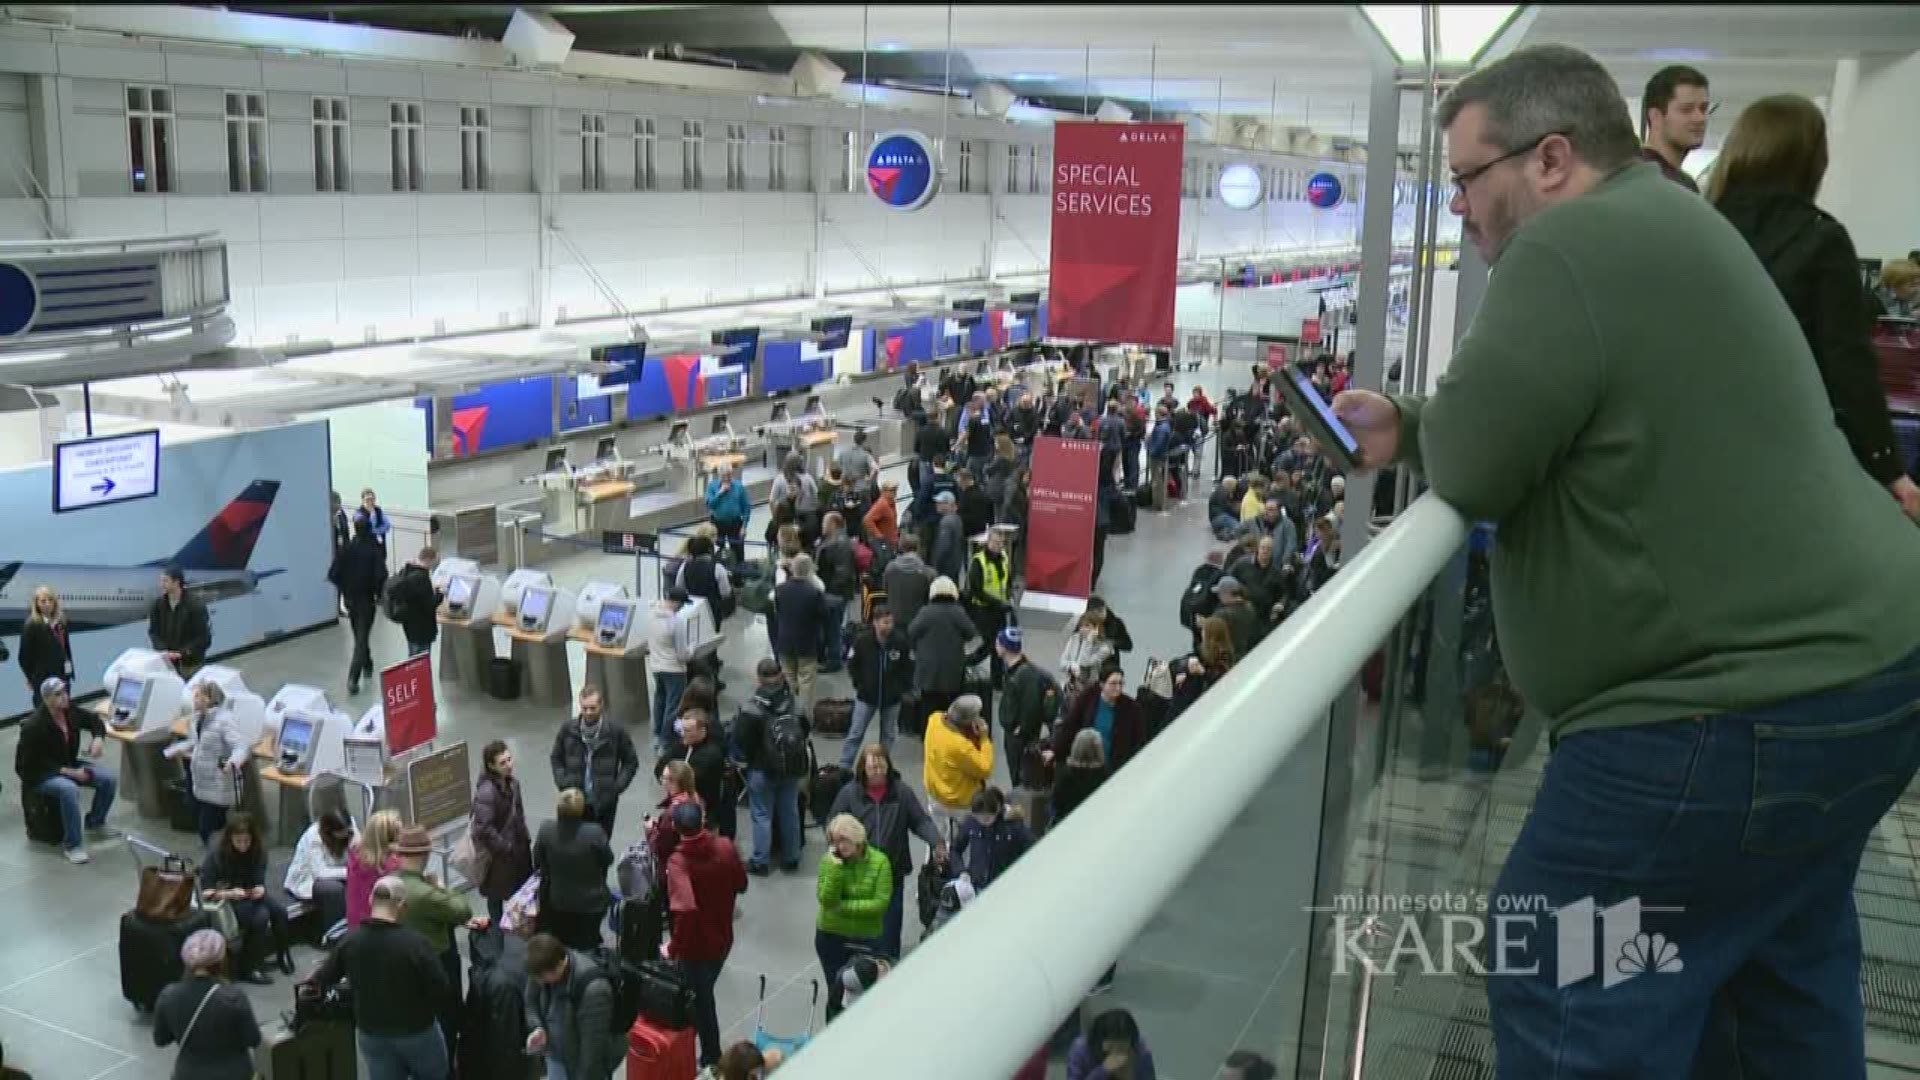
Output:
[1821,50,1920,259]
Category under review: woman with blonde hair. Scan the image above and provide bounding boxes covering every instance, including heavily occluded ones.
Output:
[814,813,892,1020]
[1712,93,1920,518]
[1880,260,1920,319]
[533,787,613,950]
[345,809,404,928]
[18,586,72,707]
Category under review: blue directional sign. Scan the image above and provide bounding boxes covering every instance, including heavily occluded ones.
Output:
[54,429,161,513]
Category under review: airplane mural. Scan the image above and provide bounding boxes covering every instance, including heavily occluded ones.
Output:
[0,479,286,638]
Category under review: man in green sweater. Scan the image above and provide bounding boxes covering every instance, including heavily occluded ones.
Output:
[1336,45,1920,1078]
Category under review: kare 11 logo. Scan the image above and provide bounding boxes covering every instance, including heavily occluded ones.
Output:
[1306,171,1344,210]
[867,130,940,211]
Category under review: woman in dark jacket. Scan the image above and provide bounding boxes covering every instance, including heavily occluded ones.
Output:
[1050,729,1110,826]
[154,929,259,1080]
[199,813,291,985]
[470,740,534,924]
[1169,616,1236,724]
[906,578,985,721]
[1711,93,1920,518]
[533,788,614,951]
[325,516,388,695]
[827,744,945,959]
[1050,669,1148,772]
[18,587,73,707]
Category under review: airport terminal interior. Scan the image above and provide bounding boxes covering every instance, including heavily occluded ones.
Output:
[0,3,1919,1079]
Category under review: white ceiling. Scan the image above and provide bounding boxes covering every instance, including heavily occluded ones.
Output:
[744,4,1920,143]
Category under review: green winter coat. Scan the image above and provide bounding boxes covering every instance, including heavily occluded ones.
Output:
[815,846,893,940]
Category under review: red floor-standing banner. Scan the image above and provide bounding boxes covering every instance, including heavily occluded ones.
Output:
[1026,435,1102,599]
[1048,120,1185,346]
[380,653,437,756]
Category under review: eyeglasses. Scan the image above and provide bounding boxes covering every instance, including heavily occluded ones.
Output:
[1449,131,1566,196]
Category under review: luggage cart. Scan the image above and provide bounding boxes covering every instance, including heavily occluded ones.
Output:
[752,975,820,1060]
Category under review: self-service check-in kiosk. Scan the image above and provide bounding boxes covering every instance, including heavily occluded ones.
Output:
[506,582,577,708]
[98,648,189,819]
[259,683,348,844]
[570,582,647,724]
[436,570,503,692]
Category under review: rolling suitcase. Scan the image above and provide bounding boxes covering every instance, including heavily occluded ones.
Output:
[256,1019,356,1080]
[119,907,214,1012]
[626,1015,698,1080]
[22,788,62,845]
[812,698,854,737]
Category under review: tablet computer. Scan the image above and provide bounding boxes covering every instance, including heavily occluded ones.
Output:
[1274,366,1364,473]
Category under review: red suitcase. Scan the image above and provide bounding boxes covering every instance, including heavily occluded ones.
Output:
[626,1016,698,1080]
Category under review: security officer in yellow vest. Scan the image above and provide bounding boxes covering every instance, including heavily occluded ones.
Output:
[964,530,1014,683]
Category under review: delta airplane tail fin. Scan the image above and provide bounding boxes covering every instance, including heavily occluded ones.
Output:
[0,561,19,594]
[156,480,281,572]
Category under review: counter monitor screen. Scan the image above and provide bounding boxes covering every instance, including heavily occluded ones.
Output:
[709,415,730,435]
[544,447,569,472]
[445,575,475,617]
[277,714,316,772]
[596,435,618,461]
[712,327,760,370]
[519,586,553,632]
[596,600,632,646]
[110,677,145,725]
[953,298,986,326]
[810,315,852,351]
[593,341,647,388]
[1009,291,1041,309]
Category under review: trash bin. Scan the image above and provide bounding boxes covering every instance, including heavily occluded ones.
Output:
[488,657,521,701]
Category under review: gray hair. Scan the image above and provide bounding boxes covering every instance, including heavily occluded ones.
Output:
[370,874,408,909]
[1068,728,1107,769]
[1436,44,1638,172]
[946,694,983,727]
[39,676,66,699]
[788,553,815,580]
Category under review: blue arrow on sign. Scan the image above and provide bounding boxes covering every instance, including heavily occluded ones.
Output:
[92,477,115,496]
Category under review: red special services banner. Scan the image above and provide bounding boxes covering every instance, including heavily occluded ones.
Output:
[381,653,437,756]
[1026,435,1102,599]
[1048,120,1185,347]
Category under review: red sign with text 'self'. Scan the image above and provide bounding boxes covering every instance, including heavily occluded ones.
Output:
[1047,121,1185,347]
[380,653,437,756]
[1025,436,1102,599]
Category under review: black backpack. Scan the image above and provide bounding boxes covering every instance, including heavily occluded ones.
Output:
[761,701,812,779]
[383,569,419,624]
[585,948,694,1034]
[1180,564,1224,630]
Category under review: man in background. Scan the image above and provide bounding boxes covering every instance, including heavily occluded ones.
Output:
[147,564,211,679]
[1640,64,1709,192]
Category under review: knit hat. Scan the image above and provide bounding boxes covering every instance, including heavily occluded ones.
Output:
[996,627,1023,653]
[934,491,956,506]
[1213,575,1244,596]
[180,928,227,970]
[671,799,705,835]
[392,825,434,857]
[929,576,959,601]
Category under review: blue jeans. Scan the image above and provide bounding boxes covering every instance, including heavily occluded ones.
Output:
[1122,439,1141,489]
[360,1024,448,1080]
[746,770,801,869]
[652,670,688,753]
[820,593,849,670]
[34,765,117,850]
[837,699,899,770]
[816,929,881,1021]
[1487,647,1920,1080]
[881,877,906,959]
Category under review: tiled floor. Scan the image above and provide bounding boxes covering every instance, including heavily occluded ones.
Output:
[0,363,1274,1080]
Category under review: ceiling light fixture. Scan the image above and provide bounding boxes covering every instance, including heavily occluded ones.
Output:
[1360,4,1520,68]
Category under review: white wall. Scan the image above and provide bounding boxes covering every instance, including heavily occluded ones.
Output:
[0,18,1427,352]
[1823,50,1920,259]
[308,400,430,514]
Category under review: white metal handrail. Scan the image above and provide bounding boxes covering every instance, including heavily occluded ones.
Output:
[0,231,220,254]
[777,493,1470,1080]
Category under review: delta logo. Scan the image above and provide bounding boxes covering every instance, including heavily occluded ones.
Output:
[866,130,940,211]
[1117,131,1177,144]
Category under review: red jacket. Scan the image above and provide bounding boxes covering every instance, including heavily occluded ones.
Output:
[645,791,700,867]
[664,829,746,963]
[1187,393,1215,420]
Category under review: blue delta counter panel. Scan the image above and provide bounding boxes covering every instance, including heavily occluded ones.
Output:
[420,376,558,456]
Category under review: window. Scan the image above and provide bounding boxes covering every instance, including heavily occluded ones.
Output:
[839,130,856,193]
[125,85,173,194]
[224,91,266,193]
[459,106,489,192]
[768,126,787,191]
[312,96,348,192]
[389,101,422,192]
[956,139,973,194]
[634,117,657,191]
[1182,158,1195,198]
[1030,147,1045,194]
[681,120,703,189]
[581,112,605,191]
[724,123,746,191]
[1006,144,1021,194]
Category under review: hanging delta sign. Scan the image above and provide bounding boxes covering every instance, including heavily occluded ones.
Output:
[1306,171,1344,209]
[866,130,940,211]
